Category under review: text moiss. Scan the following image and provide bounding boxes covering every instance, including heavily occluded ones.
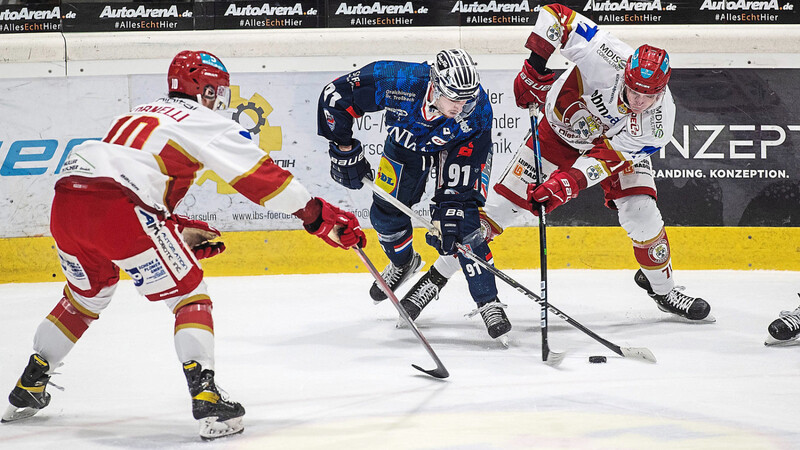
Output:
[225,3,304,16]
[100,5,180,18]
[336,2,414,14]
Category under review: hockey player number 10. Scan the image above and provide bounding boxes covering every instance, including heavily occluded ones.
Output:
[103,116,160,150]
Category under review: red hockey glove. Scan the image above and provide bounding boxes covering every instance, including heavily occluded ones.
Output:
[297,197,366,249]
[527,168,587,216]
[191,241,227,260]
[513,60,555,109]
[172,215,226,260]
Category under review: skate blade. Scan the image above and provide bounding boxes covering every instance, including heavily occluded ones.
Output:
[661,310,717,323]
[199,416,244,440]
[1,404,41,423]
[396,316,408,328]
[764,335,800,347]
[497,335,509,348]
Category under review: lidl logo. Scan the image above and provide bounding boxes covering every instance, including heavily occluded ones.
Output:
[376,156,402,196]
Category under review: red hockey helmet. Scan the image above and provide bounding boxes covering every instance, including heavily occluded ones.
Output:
[624,45,671,95]
[168,50,231,110]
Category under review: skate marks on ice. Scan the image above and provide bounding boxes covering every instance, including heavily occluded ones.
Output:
[1,270,799,449]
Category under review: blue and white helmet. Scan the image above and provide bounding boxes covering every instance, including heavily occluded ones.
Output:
[431,49,480,102]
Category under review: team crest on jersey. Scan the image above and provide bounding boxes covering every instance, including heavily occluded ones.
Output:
[586,164,604,181]
[376,156,403,196]
[546,22,563,42]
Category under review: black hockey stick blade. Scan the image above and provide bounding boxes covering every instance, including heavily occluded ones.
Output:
[619,346,657,363]
[411,363,449,379]
[353,246,450,379]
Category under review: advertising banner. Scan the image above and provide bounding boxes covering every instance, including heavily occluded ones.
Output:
[204,1,323,30]
[0,2,63,34]
[4,0,798,33]
[1,68,799,238]
[576,0,797,25]
[325,0,457,27]
[61,2,195,32]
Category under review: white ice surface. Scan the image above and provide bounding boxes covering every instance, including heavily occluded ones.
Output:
[1,269,799,449]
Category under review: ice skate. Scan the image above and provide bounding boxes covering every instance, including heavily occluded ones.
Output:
[765,306,800,346]
[183,361,245,440]
[399,266,449,322]
[634,270,714,322]
[369,252,423,302]
[2,354,52,423]
[467,299,512,345]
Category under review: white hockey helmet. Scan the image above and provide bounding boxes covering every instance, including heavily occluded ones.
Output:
[430,49,480,102]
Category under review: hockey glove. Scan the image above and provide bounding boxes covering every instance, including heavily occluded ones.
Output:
[426,202,464,256]
[563,102,607,141]
[513,60,555,109]
[329,139,371,190]
[297,197,366,249]
[172,215,227,260]
[527,168,587,216]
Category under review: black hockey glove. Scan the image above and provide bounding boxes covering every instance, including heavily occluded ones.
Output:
[329,139,371,190]
[426,201,464,256]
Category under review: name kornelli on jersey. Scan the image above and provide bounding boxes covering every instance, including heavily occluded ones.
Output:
[99,5,191,19]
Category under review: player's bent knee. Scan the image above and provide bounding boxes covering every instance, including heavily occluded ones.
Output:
[616,195,664,242]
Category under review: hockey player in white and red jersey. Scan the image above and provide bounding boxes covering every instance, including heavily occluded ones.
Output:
[1,50,366,439]
[400,3,714,325]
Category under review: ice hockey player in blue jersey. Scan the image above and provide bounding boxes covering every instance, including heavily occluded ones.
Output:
[317,49,511,340]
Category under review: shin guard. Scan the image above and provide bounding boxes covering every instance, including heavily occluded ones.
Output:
[632,228,674,295]
[45,294,99,344]
[174,296,215,371]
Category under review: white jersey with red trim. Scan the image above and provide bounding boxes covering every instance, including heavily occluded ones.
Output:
[528,4,675,182]
[59,97,311,215]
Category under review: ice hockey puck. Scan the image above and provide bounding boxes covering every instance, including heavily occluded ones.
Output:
[589,356,607,363]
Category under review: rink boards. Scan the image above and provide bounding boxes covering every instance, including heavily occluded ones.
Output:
[3,226,799,284]
[1,26,799,283]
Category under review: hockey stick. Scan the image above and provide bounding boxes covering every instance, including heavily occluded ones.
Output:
[529,108,565,367]
[353,245,450,379]
[364,178,656,363]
